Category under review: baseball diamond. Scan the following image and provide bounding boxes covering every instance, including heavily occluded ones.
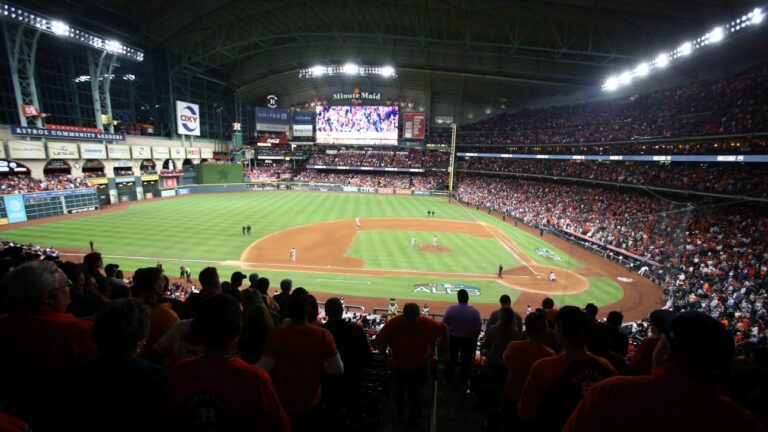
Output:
[0,191,660,319]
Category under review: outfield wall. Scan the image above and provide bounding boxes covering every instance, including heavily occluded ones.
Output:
[157,181,446,197]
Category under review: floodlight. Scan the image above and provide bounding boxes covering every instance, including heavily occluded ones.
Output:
[752,8,764,24]
[708,26,724,43]
[50,20,69,36]
[655,53,669,68]
[342,63,359,74]
[618,71,632,85]
[381,66,395,77]
[634,63,650,76]
[603,76,619,91]
[678,41,692,56]
[104,39,123,53]
[311,65,325,76]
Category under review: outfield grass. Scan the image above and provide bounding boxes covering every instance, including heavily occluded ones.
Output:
[347,231,521,274]
[0,191,625,307]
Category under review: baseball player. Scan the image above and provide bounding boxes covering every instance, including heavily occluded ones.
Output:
[549,271,556,282]
[290,247,296,262]
[410,235,416,248]
[498,264,504,279]
[355,216,361,228]
[432,234,438,248]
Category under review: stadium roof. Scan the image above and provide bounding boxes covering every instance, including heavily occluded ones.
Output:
[21,0,766,106]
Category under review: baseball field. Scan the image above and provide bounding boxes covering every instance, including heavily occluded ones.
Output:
[0,191,664,319]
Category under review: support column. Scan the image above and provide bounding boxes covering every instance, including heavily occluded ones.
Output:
[88,50,117,132]
[2,22,42,127]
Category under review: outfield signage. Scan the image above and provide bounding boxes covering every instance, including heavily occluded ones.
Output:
[153,146,170,158]
[170,147,185,159]
[131,145,151,159]
[201,148,214,159]
[413,283,480,296]
[11,125,125,141]
[457,153,768,163]
[80,143,107,159]
[3,195,27,223]
[293,124,313,137]
[292,111,314,124]
[403,112,426,139]
[176,101,201,136]
[8,141,46,159]
[255,108,289,132]
[47,142,79,159]
[107,144,131,159]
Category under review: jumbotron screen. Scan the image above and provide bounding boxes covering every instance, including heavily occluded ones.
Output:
[315,105,399,145]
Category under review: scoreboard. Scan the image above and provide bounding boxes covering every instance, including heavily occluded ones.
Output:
[0,189,100,223]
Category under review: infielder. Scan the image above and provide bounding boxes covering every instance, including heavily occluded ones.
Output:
[432,234,438,248]
[410,235,416,248]
[290,247,296,262]
[355,216,361,228]
[498,264,504,279]
[549,271,556,282]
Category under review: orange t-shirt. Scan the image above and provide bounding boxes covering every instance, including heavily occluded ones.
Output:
[503,340,555,400]
[518,352,616,424]
[563,369,766,432]
[168,356,290,432]
[261,322,338,413]
[376,315,447,370]
[142,302,180,359]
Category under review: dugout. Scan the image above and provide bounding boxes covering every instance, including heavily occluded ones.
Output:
[82,160,105,177]
[43,159,71,175]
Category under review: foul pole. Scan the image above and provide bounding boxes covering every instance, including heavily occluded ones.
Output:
[448,123,457,193]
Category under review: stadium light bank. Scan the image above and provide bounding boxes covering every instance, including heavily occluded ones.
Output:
[299,64,397,78]
[602,7,764,92]
[0,1,144,62]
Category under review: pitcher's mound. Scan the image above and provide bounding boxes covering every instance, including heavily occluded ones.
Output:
[419,245,452,253]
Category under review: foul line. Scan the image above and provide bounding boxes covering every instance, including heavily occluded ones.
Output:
[453,200,540,276]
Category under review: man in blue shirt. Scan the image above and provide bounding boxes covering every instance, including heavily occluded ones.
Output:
[443,289,482,385]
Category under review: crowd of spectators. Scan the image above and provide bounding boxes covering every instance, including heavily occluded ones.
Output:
[429,65,768,146]
[0,174,92,194]
[458,159,768,197]
[307,149,449,169]
[458,138,768,155]
[296,170,447,190]
[456,175,768,343]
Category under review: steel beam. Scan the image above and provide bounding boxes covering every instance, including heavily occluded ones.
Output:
[3,21,42,127]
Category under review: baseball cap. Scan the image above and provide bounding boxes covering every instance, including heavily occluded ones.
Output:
[662,311,734,374]
[230,271,247,281]
[104,263,119,273]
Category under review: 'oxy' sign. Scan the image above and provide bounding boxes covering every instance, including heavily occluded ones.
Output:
[176,101,201,136]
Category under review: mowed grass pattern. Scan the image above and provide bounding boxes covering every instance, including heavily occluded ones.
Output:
[0,191,626,308]
[348,231,520,274]
[0,192,472,261]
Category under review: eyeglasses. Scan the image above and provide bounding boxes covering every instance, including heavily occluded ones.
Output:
[48,279,73,294]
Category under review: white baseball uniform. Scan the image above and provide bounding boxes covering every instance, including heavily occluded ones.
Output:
[432,235,437,247]
[290,248,296,262]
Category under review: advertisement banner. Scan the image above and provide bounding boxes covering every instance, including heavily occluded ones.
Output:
[80,143,107,159]
[403,112,426,139]
[46,142,80,159]
[107,144,131,159]
[292,124,313,137]
[4,195,27,223]
[8,141,46,159]
[201,148,214,159]
[10,125,125,141]
[186,147,201,159]
[131,145,151,159]
[152,146,170,159]
[0,143,5,159]
[342,186,359,193]
[292,111,315,124]
[170,147,185,159]
[176,101,201,136]
[22,104,39,117]
[255,108,289,132]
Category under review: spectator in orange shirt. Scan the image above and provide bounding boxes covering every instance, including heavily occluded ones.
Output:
[167,294,290,432]
[563,311,766,432]
[518,306,616,432]
[503,312,555,424]
[258,290,343,431]
[629,309,675,375]
[0,261,97,431]
[377,303,447,429]
[134,267,180,361]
